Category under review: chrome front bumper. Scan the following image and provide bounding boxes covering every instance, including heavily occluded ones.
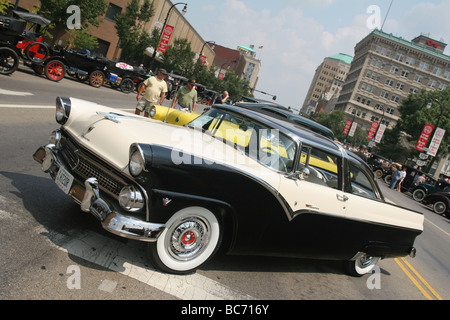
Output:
[33,144,165,242]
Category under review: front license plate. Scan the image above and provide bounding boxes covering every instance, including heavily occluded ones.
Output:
[55,166,74,194]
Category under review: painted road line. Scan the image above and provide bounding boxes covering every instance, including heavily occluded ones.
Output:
[0,104,54,109]
[0,88,34,96]
[40,226,253,300]
[394,258,442,300]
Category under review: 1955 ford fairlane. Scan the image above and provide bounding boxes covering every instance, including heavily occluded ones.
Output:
[33,97,424,276]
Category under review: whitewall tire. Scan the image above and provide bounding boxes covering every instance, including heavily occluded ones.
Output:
[344,254,380,277]
[147,206,222,274]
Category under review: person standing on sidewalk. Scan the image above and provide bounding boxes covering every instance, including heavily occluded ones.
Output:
[171,79,198,112]
[135,69,168,117]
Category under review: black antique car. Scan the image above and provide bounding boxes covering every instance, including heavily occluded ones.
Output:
[0,10,51,75]
[33,97,423,276]
[367,154,392,179]
[422,192,450,218]
[411,179,450,202]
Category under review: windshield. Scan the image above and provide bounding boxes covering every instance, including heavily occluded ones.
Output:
[187,108,297,173]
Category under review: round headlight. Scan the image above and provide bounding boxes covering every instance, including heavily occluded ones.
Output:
[129,150,145,176]
[119,186,144,211]
[149,106,157,118]
[48,130,62,146]
[55,97,71,125]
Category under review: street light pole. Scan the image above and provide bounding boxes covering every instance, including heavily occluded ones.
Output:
[150,2,187,70]
[424,98,447,173]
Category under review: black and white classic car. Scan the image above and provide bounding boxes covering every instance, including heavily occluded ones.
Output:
[33,97,424,276]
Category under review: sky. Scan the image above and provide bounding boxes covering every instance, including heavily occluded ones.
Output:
[182,0,450,109]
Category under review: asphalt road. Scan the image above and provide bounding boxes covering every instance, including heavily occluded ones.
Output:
[0,67,449,304]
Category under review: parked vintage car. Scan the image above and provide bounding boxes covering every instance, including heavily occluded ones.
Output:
[33,97,424,276]
[411,179,450,202]
[367,154,391,179]
[422,192,450,217]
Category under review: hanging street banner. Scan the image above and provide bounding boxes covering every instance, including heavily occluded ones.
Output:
[374,123,386,143]
[157,24,174,53]
[349,121,358,137]
[415,123,435,151]
[427,127,446,157]
[367,121,379,140]
[343,120,352,135]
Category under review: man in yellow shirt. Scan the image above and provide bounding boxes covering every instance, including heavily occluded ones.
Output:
[136,69,168,117]
[171,79,198,112]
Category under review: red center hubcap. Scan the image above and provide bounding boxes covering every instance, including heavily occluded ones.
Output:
[182,231,196,245]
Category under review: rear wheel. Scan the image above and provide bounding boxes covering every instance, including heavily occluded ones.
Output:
[25,42,49,63]
[44,60,65,81]
[0,47,19,75]
[344,254,380,277]
[120,78,135,93]
[433,201,447,215]
[374,169,384,179]
[147,206,222,274]
[89,70,105,88]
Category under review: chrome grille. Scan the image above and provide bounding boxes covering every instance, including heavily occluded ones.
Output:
[60,135,126,197]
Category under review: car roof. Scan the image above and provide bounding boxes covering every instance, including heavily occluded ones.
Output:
[213,104,344,157]
[234,102,335,139]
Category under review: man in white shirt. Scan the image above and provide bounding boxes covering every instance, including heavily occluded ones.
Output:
[135,69,168,117]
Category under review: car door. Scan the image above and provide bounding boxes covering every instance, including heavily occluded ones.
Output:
[276,145,349,258]
[279,145,346,219]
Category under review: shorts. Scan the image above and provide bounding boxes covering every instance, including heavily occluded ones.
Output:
[173,102,190,112]
[136,99,156,112]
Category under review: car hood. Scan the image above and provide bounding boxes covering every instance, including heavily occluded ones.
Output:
[62,98,281,188]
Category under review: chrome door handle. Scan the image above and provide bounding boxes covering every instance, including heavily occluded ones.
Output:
[336,194,349,202]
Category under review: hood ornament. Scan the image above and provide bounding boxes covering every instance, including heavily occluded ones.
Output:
[162,198,172,206]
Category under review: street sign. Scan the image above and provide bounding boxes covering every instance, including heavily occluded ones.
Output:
[416,160,427,167]
[419,153,429,160]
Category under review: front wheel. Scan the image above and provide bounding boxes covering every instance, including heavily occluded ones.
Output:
[344,254,380,277]
[412,189,426,202]
[44,60,65,81]
[147,206,222,274]
[89,70,105,88]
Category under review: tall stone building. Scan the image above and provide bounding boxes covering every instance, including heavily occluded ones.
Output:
[335,29,450,131]
[301,53,353,115]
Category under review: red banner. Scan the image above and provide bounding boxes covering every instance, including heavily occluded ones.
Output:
[157,24,174,53]
[199,55,207,65]
[367,121,379,140]
[415,123,435,151]
[343,120,352,135]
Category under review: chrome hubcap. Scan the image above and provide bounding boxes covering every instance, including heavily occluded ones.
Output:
[166,217,210,261]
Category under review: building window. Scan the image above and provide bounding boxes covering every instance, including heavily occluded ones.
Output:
[396,82,405,91]
[395,54,404,62]
[401,70,409,78]
[390,95,400,103]
[418,62,429,71]
[380,91,389,99]
[414,75,424,83]
[385,79,394,86]
[105,3,122,23]
[405,57,415,65]
[428,80,437,88]
[433,67,442,76]
[410,87,419,94]
[390,66,399,74]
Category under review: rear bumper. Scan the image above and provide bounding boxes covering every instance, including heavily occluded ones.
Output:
[33,144,165,242]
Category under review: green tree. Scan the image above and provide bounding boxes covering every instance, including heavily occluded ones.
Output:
[0,0,12,14]
[39,0,107,45]
[376,126,413,162]
[115,0,154,64]
[315,110,346,140]
[162,38,196,76]
[67,29,98,50]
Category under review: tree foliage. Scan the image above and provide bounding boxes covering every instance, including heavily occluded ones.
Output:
[115,0,154,63]
[397,88,450,157]
[39,0,107,45]
[0,0,12,14]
